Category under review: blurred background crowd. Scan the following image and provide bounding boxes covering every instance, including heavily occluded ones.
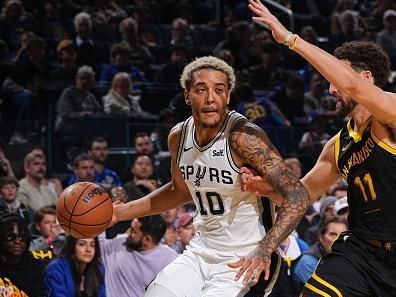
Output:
[0,0,395,296]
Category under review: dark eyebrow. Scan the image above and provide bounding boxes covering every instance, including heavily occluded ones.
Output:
[193,82,227,88]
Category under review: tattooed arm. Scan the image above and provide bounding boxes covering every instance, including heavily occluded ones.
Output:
[228,120,310,284]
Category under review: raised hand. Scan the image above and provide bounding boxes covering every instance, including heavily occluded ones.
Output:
[247,0,289,45]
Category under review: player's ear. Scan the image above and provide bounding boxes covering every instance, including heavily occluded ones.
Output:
[184,90,191,105]
[361,70,374,84]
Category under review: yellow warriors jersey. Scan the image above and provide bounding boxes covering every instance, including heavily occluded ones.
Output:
[335,118,396,240]
[177,111,271,251]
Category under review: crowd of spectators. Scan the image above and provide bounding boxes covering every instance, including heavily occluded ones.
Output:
[0,0,395,296]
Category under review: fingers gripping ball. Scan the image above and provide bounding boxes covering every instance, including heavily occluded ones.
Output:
[56,182,113,238]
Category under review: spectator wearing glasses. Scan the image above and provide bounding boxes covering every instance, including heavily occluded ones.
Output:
[0,213,46,297]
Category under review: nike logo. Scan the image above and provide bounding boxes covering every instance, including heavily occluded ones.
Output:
[341,143,352,152]
[183,146,193,152]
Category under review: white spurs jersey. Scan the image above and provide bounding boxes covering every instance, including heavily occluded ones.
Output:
[177,111,273,251]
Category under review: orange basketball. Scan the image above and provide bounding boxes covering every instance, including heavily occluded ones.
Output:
[56,182,113,238]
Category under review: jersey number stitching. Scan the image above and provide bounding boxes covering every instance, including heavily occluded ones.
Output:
[195,191,225,215]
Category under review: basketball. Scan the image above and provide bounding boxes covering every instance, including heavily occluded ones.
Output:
[56,182,113,238]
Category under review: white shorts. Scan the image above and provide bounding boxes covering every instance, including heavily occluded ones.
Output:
[145,236,280,297]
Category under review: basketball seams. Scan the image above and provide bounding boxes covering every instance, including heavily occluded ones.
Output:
[72,196,112,217]
[69,217,112,227]
[62,187,73,215]
[68,183,96,233]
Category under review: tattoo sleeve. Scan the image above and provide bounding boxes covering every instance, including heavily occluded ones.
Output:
[230,121,310,257]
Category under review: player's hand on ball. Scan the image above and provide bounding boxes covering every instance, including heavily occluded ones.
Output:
[228,248,272,285]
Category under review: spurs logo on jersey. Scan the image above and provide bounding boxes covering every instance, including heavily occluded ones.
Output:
[177,111,270,250]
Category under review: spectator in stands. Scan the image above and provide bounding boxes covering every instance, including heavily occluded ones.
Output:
[303,72,335,114]
[102,72,151,119]
[160,208,179,250]
[28,147,63,196]
[0,140,16,178]
[271,75,306,124]
[334,196,349,219]
[68,138,121,188]
[99,215,177,297]
[3,36,48,145]
[214,48,235,68]
[30,206,57,250]
[169,17,195,47]
[55,65,102,133]
[0,0,35,53]
[244,41,290,89]
[154,45,188,84]
[70,154,95,184]
[133,132,171,184]
[0,213,46,297]
[44,236,106,297]
[174,212,195,254]
[106,185,130,239]
[330,9,365,50]
[376,9,396,68]
[119,17,155,71]
[87,0,127,24]
[100,42,146,87]
[73,12,106,71]
[0,176,31,224]
[214,21,256,70]
[124,154,157,201]
[293,216,348,285]
[87,137,121,189]
[17,151,57,212]
[51,39,79,82]
[12,30,35,62]
[304,196,337,245]
[299,110,331,170]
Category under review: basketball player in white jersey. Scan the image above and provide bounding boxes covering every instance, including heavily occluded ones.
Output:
[111,56,310,297]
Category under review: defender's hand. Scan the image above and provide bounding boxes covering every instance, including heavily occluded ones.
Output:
[228,248,272,285]
[248,0,290,45]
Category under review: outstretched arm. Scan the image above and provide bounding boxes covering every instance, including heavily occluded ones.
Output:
[241,134,341,204]
[248,0,396,126]
[228,120,310,284]
[112,123,193,223]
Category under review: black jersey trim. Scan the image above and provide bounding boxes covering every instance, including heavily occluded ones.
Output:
[371,129,396,155]
[192,111,234,152]
[176,117,191,165]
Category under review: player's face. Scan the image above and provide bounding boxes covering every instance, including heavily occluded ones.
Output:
[0,183,18,202]
[320,222,347,254]
[329,60,358,116]
[185,69,230,129]
[3,223,28,257]
[26,157,46,180]
[134,136,153,155]
[75,238,95,264]
[36,214,56,238]
[125,219,144,251]
[89,141,108,163]
[131,156,153,179]
[178,223,195,247]
[75,160,95,182]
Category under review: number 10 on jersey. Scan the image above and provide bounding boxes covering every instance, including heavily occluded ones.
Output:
[195,191,225,215]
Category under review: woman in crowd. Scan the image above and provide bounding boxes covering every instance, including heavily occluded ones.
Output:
[44,236,106,297]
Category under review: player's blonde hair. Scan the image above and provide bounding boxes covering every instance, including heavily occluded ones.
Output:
[180,56,236,92]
